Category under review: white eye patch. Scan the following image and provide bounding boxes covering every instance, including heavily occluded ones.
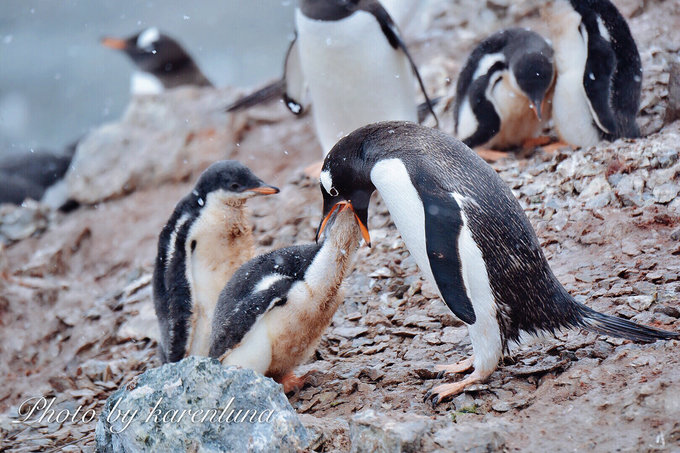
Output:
[320,170,334,195]
[137,27,160,50]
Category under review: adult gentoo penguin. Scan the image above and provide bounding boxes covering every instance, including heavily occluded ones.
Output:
[282,0,437,155]
[317,121,678,405]
[454,28,555,150]
[153,161,279,363]
[102,27,213,95]
[543,0,642,147]
[210,203,362,393]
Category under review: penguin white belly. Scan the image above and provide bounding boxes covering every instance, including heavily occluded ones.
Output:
[130,71,164,95]
[220,317,273,375]
[487,77,541,149]
[296,10,418,153]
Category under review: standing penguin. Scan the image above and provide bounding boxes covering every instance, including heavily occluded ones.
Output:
[153,161,279,363]
[543,0,642,147]
[209,202,363,393]
[282,0,437,155]
[102,27,213,95]
[317,121,678,405]
[454,28,555,150]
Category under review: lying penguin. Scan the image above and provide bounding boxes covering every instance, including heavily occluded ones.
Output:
[102,27,213,95]
[454,28,555,151]
[543,0,642,147]
[317,121,678,405]
[209,202,363,393]
[153,161,279,363]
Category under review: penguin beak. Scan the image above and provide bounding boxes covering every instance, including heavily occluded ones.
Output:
[101,37,128,50]
[246,184,280,195]
[529,97,543,121]
[316,201,371,247]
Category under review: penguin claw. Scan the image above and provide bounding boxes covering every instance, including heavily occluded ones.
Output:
[436,370,446,379]
[423,390,432,402]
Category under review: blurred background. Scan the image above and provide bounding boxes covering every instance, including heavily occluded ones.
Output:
[0,0,296,155]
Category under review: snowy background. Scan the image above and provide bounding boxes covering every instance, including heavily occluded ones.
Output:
[0,0,295,154]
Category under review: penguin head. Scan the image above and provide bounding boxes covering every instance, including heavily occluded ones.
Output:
[101,28,193,75]
[511,52,554,120]
[191,161,279,208]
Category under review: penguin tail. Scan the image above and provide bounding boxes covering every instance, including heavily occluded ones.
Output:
[224,79,286,112]
[577,303,679,342]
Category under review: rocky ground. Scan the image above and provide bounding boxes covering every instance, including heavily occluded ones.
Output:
[2,0,680,451]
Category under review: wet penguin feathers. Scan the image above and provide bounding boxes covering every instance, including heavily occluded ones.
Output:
[208,244,321,358]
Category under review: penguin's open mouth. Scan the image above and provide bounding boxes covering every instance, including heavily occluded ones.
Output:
[247,185,280,195]
[101,37,128,50]
[317,201,371,246]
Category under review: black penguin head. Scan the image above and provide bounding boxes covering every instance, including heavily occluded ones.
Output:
[101,28,193,75]
[316,127,383,247]
[511,52,554,120]
[191,160,279,207]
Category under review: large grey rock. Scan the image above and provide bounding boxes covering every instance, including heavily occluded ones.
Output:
[67,87,237,204]
[95,357,309,453]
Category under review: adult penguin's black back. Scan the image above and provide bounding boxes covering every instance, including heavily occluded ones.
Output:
[322,121,676,346]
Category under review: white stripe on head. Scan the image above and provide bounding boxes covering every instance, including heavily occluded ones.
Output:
[472,53,505,80]
[137,27,160,49]
[252,274,285,294]
[320,170,333,194]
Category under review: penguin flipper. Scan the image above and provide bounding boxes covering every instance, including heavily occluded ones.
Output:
[583,31,619,137]
[418,189,477,324]
[461,75,502,148]
[282,33,306,115]
[359,1,438,126]
[225,79,286,112]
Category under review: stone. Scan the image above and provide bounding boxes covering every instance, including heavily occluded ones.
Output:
[349,410,432,453]
[652,183,679,204]
[95,357,309,453]
[0,201,49,244]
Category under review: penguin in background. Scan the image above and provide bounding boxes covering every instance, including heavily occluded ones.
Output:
[101,27,213,95]
[281,0,437,156]
[153,161,279,363]
[317,121,678,405]
[454,28,555,152]
[543,0,642,148]
[210,201,363,393]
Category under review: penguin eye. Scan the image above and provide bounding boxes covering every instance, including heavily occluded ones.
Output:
[230,182,241,191]
[329,187,339,197]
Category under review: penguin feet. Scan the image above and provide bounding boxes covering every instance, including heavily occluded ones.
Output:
[280,370,320,395]
[424,369,490,408]
[540,140,573,153]
[522,136,552,149]
[434,355,475,379]
[475,149,512,163]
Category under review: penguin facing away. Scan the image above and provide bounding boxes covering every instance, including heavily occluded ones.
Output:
[282,0,437,155]
[101,27,213,95]
[209,203,363,393]
[543,0,642,147]
[317,121,678,405]
[454,28,555,150]
[153,161,279,363]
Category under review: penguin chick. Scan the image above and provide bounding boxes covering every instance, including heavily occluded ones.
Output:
[455,28,555,150]
[282,0,437,156]
[101,27,213,95]
[209,203,362,393]
[317,121,678,405]
[543,0,642,147]
[153,161,279,363]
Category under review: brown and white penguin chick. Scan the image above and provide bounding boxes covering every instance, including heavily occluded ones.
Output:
[153,160,279,363]
[209,203,362,393]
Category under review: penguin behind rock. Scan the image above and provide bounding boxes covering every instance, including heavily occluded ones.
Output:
[153,161,279,363]
[317,121,678,405]
[101,27,213,95]
[281,0,437,156]
[454,28,555,150]
[209,202,363,393]
[543,0,642,147]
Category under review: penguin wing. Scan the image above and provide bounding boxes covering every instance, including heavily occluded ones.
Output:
[582,23,618,136]
[412,176,477,324]
[460,71,502,148]
[282,33,306,115]
[358,0,438,125]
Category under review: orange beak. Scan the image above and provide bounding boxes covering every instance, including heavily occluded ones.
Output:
[247,185,279,195]
[317,201,371,247]
[101,37,128,50]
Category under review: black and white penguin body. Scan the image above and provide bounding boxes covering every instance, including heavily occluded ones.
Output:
[153,161,278,363]
[283,0,436,155]
[454,28,555,150]
[0,146,75,205]
[210,204,361,392]
[102,27,213,95]
[318,121,678,404]
[544,0,642,147]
